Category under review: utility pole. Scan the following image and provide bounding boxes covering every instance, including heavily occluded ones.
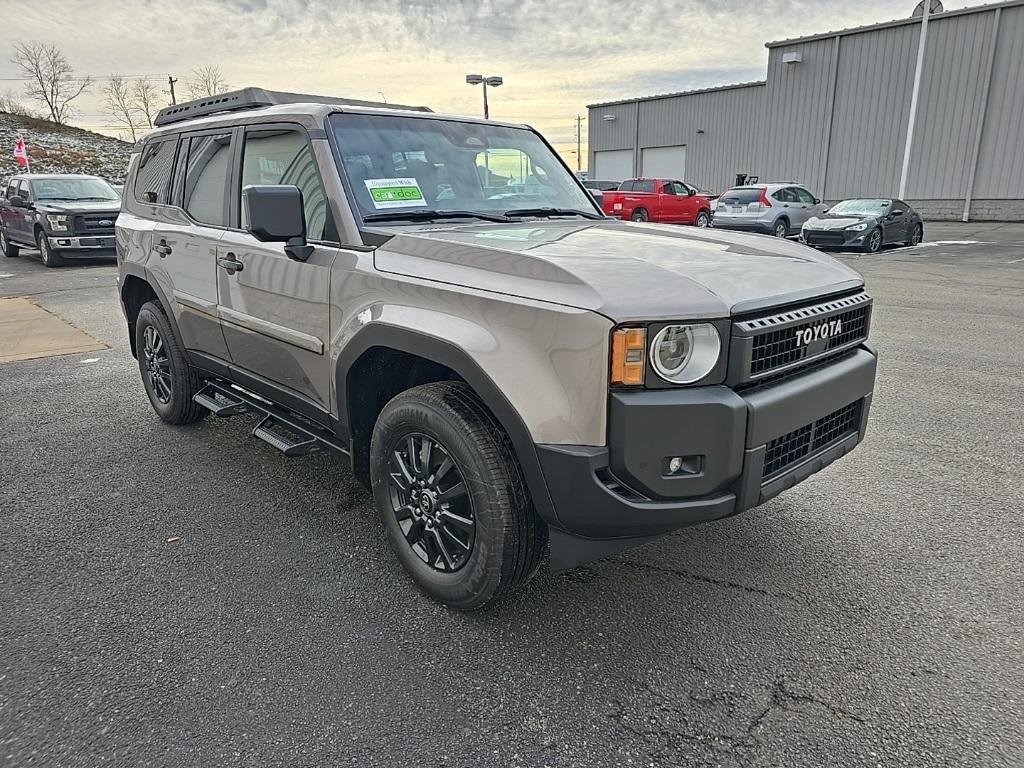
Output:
[575,114,585,172]
[168,75,178,105]
[899,0,931,199]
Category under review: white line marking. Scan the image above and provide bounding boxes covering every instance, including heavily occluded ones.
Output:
[79,358,100,363]
[1006,257,1024,264]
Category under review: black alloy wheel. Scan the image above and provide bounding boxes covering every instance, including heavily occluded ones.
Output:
[865,228,883,253]
[387,432,475,572]
[909,224,923,246]
[142,324,172,405]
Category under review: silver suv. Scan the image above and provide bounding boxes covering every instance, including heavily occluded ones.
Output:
[116,89,877,609]
[713,182,828,238]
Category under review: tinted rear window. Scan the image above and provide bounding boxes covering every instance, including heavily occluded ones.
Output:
[633,180,655,193]
[720,188,763,204]
[134,138,177,205]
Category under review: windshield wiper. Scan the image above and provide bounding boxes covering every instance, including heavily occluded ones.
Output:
[503,207,602,220]
[363,209,509,224]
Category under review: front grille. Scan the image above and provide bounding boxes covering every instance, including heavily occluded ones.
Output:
[805,232,846,246]
[762,400,862,478]
[73,213,118,235]
[734,292,872,382]
[750,304,869,375]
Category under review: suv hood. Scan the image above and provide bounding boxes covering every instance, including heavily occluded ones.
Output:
[374,219,864,321]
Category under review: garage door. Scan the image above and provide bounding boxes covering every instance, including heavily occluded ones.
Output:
[641,145,686,179]
[592,150,634,181]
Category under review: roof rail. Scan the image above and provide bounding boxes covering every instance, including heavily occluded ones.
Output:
[154,87,432,127]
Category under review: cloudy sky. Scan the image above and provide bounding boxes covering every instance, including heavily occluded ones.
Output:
[1,0,968,164]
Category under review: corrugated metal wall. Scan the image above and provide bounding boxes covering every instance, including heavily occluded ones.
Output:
[587,0,1024,211]
[974,4,1024,198]
[825,23,919,199]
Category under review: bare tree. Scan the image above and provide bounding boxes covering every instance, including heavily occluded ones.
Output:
[132,79,160,128]
[10,40,91,125]
[103,74,140,141]
[0,89,37,117]
[187,66,228,98]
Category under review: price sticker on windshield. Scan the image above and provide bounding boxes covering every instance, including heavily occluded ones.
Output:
[364,178,427,209]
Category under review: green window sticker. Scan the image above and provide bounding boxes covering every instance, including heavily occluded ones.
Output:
[364,177,427,209]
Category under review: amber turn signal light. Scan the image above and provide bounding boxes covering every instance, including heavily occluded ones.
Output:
[610,327,646,386]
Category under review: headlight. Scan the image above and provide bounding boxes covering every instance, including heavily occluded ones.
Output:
[650,323,721,384]
[46,214,69,231]
[845,222,868,232]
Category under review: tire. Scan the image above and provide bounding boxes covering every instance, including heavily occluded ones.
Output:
[864,227,883,253]
[630,208,649,222]
[134,301,206,425]
[370,381,547,610]
[694,210,711,228]
[773,219,789,238]
[37,229,64,268]
[906,223,923,246]
[0,227,19,258]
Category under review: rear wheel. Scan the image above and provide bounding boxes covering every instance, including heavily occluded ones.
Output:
[773,219,789,238]
[630,208,649,222]
[865,228,883,253]
[37,230,64,268]
[694,210,711,228]
[370,381,547,610]
[134,301,206,425]
[0,228,18,258]
[907,223,923,246]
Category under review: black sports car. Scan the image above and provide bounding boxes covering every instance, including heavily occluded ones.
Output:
[800,198,923,253]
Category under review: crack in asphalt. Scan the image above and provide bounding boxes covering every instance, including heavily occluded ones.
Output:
[609,557,807,605]
[747,677,868,736]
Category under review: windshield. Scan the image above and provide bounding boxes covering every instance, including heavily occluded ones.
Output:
[31,177,119,202]
[328,113,598,222]
[829,198,890,216]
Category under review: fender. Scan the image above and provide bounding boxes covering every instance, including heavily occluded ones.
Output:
[118,260,186,359]
[335,322,560,527]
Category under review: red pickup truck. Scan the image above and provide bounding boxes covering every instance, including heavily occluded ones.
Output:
[601,178,713,227]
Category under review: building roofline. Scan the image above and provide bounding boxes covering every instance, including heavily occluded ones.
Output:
[587,80,766,110]
[765,0,1023,48]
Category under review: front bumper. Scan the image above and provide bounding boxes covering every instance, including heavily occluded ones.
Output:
[537,346,876,566]
[48,234,116,255]
[800,229,868,249]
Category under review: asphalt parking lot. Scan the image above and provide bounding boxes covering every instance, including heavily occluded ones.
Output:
[1,223,1022,768]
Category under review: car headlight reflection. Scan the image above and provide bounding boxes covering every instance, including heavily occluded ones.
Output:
[845,222,868,232]
[46,214,69,232]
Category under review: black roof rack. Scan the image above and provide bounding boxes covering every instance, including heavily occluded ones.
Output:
[154,87,432,127]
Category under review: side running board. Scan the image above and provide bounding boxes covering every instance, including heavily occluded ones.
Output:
[192,381,349,458]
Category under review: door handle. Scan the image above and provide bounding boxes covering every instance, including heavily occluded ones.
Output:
[153,239,172,257]
[218,252,243,274]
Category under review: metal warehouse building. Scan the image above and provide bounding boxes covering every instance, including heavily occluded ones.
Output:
[587,0,1024,221]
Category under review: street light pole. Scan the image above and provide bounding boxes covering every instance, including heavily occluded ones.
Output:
[465,74,503,119]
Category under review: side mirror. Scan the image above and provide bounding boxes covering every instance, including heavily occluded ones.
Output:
[242,184,312,262]
[813,198,821,205]
[9,195,28,209]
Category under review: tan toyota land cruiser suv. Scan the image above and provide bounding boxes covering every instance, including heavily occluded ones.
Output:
[116,88,877,609]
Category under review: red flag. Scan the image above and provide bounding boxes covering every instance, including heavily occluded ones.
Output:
[14,137,28,168]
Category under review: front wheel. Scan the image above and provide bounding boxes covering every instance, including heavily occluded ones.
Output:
[630,208,649,222]
[694,210,711,228]
[864,228,883,253]
[1,228,19,258]
[370,381,547,610]
[37,230,64,268]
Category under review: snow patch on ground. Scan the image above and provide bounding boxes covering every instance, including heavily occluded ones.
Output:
[1,112,133,183]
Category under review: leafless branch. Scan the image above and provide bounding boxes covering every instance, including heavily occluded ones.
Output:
[132,79,160,128]
[187,66,229,99]
[103,74,139,141]
[10,40,92,124]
